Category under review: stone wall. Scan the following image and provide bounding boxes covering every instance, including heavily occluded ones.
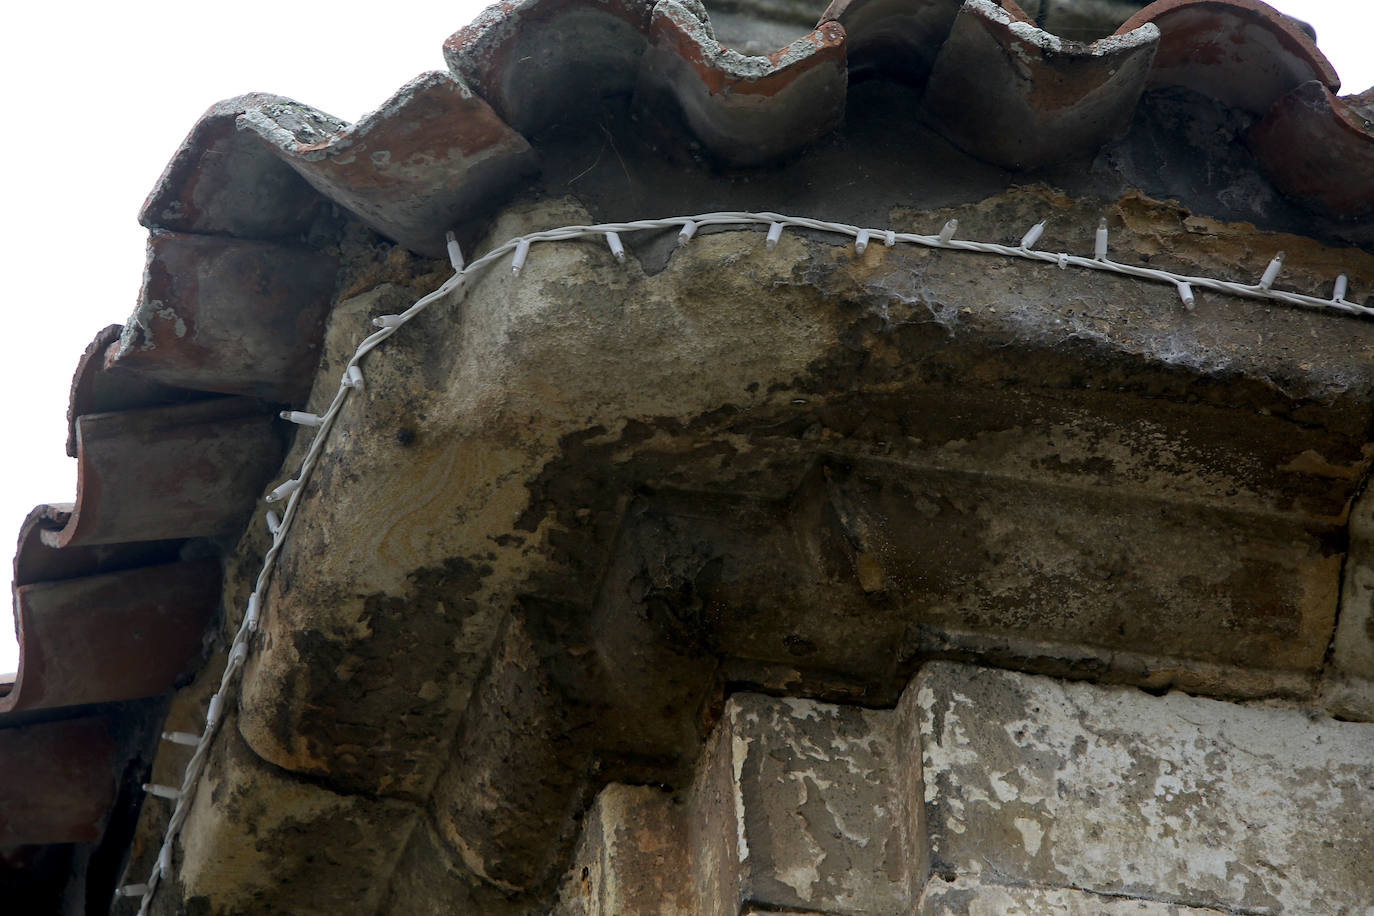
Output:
[555,663,1374,914]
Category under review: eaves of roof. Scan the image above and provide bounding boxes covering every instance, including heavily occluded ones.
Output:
[2,0,1372,908]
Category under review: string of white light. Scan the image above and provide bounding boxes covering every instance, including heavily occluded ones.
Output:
[118,208,1367,911]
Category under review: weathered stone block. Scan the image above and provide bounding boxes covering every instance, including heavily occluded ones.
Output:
[690,692,912,916]
[378,817,532,916]
[553,784,692,916]
[914,663,1374,914]
[918,874,1234,915]
[174,715,418,916]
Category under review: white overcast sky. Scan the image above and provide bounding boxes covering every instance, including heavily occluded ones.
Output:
[2,1,1371,672]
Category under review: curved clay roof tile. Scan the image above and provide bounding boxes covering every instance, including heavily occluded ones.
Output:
[1248,80,1374,220]
[1117,0,1340,113]
[443,0,658,135]
[139,94,326,240]
[240,71,536,259]
[643,0,847,165]
[922,0,1160,169]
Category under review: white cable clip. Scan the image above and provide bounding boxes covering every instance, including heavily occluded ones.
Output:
[1057,253,1069,270]
[1177,281,1196,310]
[1094,217,1108,261]
[372,314,404,329]
[117,884,150,898]
[162,731,200,747]
[143,784,182,801]
[1333,274,1348,301]
[344,365,365,391]
[265,478,300,503]
[280,410,323,427]
[938,219,958,244]
[883,230,896,247]
[855,229,871,254]
[1020,220,1046,250]
[512,238,530,276]
[245,592,261,631]
[445,230,465,272]
[766,222,784,250]
[265,510,282,536]
[1258,251,1284,289]
[605,231,626,262]
[677,220,697,246]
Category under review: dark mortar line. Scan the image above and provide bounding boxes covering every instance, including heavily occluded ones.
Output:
[941,869,1273,916]
[1313,455,1374,713]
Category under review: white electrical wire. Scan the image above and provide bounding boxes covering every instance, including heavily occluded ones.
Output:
[119,208,1367,911]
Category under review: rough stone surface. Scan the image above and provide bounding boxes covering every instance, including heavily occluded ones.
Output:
[689,693,909,915]
[917,663,1374,914]
[169,714,417,916]
[553,784,692,916]
[213,183,1374,911]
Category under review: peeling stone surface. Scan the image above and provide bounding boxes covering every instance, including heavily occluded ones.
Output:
[917,663,1374,914]
[689,693,909,915]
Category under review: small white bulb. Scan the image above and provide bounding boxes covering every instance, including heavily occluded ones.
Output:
[1258,251,1284,289]
[445,230,465,272]
[143,784,182,801]
[605,231,626,262]
[512,238,530,276]
[280,410,323,427]
[117,884,150,898]
[938,219,958,244]
[1094,217,1108,260]
[158,844,173,877]
[855,229,871,254]
[245,593,261,631]
[206,693,224,728]
[1020,220,1046,250]
[1333,274,1348,301]
[344,365,364,391]
[883,230,896,247]
[372,314,404,329]
[265,478,299,503]
[1177,281,1196,310]
[677,220,697,246]
[766,222,784,249]
[265,510,282,535]
[162,731,200,747]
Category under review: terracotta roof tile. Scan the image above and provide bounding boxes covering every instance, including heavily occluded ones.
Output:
[643,1,847,163]
[240,71,536,258]
[1247,80,1374,220]
[1118,0,1339,111]
[43,397,282,550]
[922,0,1159,168]
[1,560,219,717]
[106,233,338,401]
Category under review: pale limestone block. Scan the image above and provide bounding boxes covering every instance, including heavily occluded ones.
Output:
[914,663,1374,914]
[690,692,912,915]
